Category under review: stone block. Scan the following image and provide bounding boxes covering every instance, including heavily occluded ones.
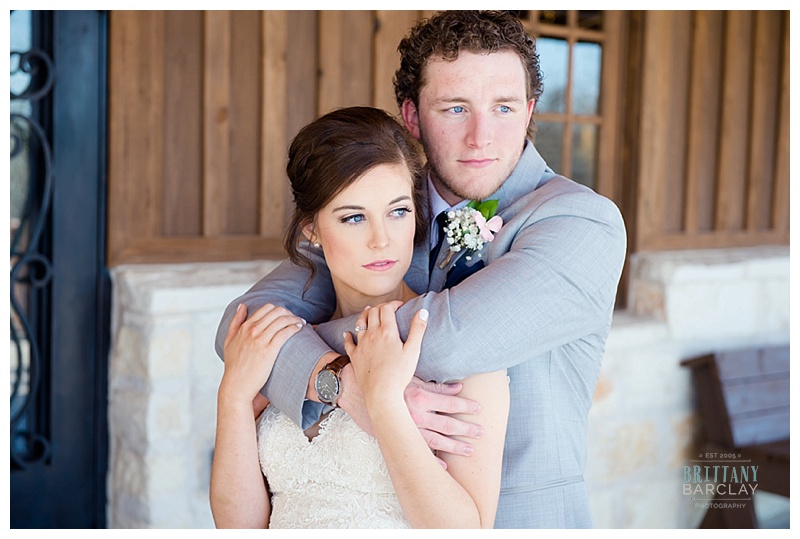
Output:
[109,325,147,381]
[666,281,761,340]
[149,382,191,441]
[109,446,147,499]
[148,325,192,379]
[148,451,189,496]
[108,387,149,452]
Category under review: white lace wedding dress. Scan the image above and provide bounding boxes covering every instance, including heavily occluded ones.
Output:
[257,405,410,528]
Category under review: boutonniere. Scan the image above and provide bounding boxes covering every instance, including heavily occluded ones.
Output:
[439,199,503,269]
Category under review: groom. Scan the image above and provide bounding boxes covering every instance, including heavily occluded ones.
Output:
[215,10,626,528]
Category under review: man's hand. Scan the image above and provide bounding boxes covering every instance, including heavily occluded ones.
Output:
[338,367,484,462]
[404,377,484,457]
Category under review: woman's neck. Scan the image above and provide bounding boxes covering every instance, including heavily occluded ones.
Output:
[331,281,416,320]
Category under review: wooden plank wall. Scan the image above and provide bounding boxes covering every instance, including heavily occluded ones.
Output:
[636,11,789,251]
[107,10,430,265]
[108,10,789,266]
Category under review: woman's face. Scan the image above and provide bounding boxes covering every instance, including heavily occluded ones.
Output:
[308,163,416,312]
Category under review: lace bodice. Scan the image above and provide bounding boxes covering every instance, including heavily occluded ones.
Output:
[257,405,410,528]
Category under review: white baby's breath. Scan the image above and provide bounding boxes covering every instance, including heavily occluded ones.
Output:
[444,208,488,254]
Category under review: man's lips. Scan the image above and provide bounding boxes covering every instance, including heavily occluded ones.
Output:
[362,260,397,271]
[459,158,495,168]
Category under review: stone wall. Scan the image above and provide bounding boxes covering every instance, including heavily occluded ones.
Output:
[107,261,281,528]
[106,246,789,528]
[586,246,790,528]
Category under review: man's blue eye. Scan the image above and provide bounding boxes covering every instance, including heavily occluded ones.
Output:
[499,105,511,113]
[452,106,464,113]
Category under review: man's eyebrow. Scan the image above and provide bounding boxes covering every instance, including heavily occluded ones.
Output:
[431,95,526,106]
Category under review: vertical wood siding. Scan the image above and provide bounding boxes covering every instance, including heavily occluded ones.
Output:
[108,10,789,265]
[108,10,429,265]
[636,10,789,251]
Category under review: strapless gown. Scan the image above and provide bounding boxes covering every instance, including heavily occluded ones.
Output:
[257,405,410,528]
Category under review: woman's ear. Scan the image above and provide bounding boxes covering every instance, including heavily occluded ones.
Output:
[301,222,320,247]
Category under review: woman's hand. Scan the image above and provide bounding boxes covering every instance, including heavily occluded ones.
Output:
[344,304,428,408]
[220,303,305,407]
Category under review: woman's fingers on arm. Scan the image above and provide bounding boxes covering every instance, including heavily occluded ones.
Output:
[224,304,248,346]
[244,305,304,344]
[265,319,303,350]
[367,304,382,330]
[404,309,429,354]
[343,331,355,356]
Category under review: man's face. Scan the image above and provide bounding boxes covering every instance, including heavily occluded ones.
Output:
[402,50,535,206]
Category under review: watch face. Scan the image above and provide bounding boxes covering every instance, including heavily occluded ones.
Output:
[315,369,340,404]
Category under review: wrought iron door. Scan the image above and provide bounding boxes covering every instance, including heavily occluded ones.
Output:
[10,11,109,528]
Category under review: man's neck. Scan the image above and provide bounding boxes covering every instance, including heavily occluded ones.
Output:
[427,174,465,215]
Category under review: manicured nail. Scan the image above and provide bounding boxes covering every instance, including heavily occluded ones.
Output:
[419,309,429,321]
[463,445,474,456]
[301,318,307,325]
[296,322,303,328]
[236,303,244,312]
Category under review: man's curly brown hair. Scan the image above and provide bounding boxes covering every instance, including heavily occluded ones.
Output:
[393,11,543,116]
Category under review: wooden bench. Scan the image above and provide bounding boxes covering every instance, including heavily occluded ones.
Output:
[681,346,789,528]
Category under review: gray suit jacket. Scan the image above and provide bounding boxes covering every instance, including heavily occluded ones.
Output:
[215,142,627,528]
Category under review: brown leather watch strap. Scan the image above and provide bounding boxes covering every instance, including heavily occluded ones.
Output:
[325,354,350,375]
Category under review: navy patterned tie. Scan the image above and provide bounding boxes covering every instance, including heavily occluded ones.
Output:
[429,211,449,275]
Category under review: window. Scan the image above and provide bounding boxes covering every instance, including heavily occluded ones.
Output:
[516,10,622,196]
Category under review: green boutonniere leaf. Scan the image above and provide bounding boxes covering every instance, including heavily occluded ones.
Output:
[467,199,499,220]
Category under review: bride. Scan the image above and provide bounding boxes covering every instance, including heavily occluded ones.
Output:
[209,107,510,528]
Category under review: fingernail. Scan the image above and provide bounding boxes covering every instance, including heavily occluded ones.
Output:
[463,445,474,456]
[236,303,244,312]
[472,403,482,414]
[296,322,303,328]
[343,332,348,339]
[419,309,429,321]
[474,427,484,438]
[301,318,307,325]
[363,305,371,311]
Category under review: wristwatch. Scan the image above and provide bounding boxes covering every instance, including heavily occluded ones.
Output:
[314,355,351,406]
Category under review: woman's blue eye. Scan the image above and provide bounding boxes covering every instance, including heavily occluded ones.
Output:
[342,214,365,224]
[390,207,412,218]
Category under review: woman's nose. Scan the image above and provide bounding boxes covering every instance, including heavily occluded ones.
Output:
[368,221,390,249]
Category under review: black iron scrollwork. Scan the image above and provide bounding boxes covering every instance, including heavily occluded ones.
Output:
[10,38,55,469]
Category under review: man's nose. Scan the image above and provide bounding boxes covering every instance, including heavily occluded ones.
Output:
[465,112,491,148]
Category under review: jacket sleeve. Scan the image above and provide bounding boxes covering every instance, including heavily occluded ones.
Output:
[214,244,338,427]
[315,189,627,382]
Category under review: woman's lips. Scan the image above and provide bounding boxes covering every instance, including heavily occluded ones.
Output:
[363,260,397,271]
